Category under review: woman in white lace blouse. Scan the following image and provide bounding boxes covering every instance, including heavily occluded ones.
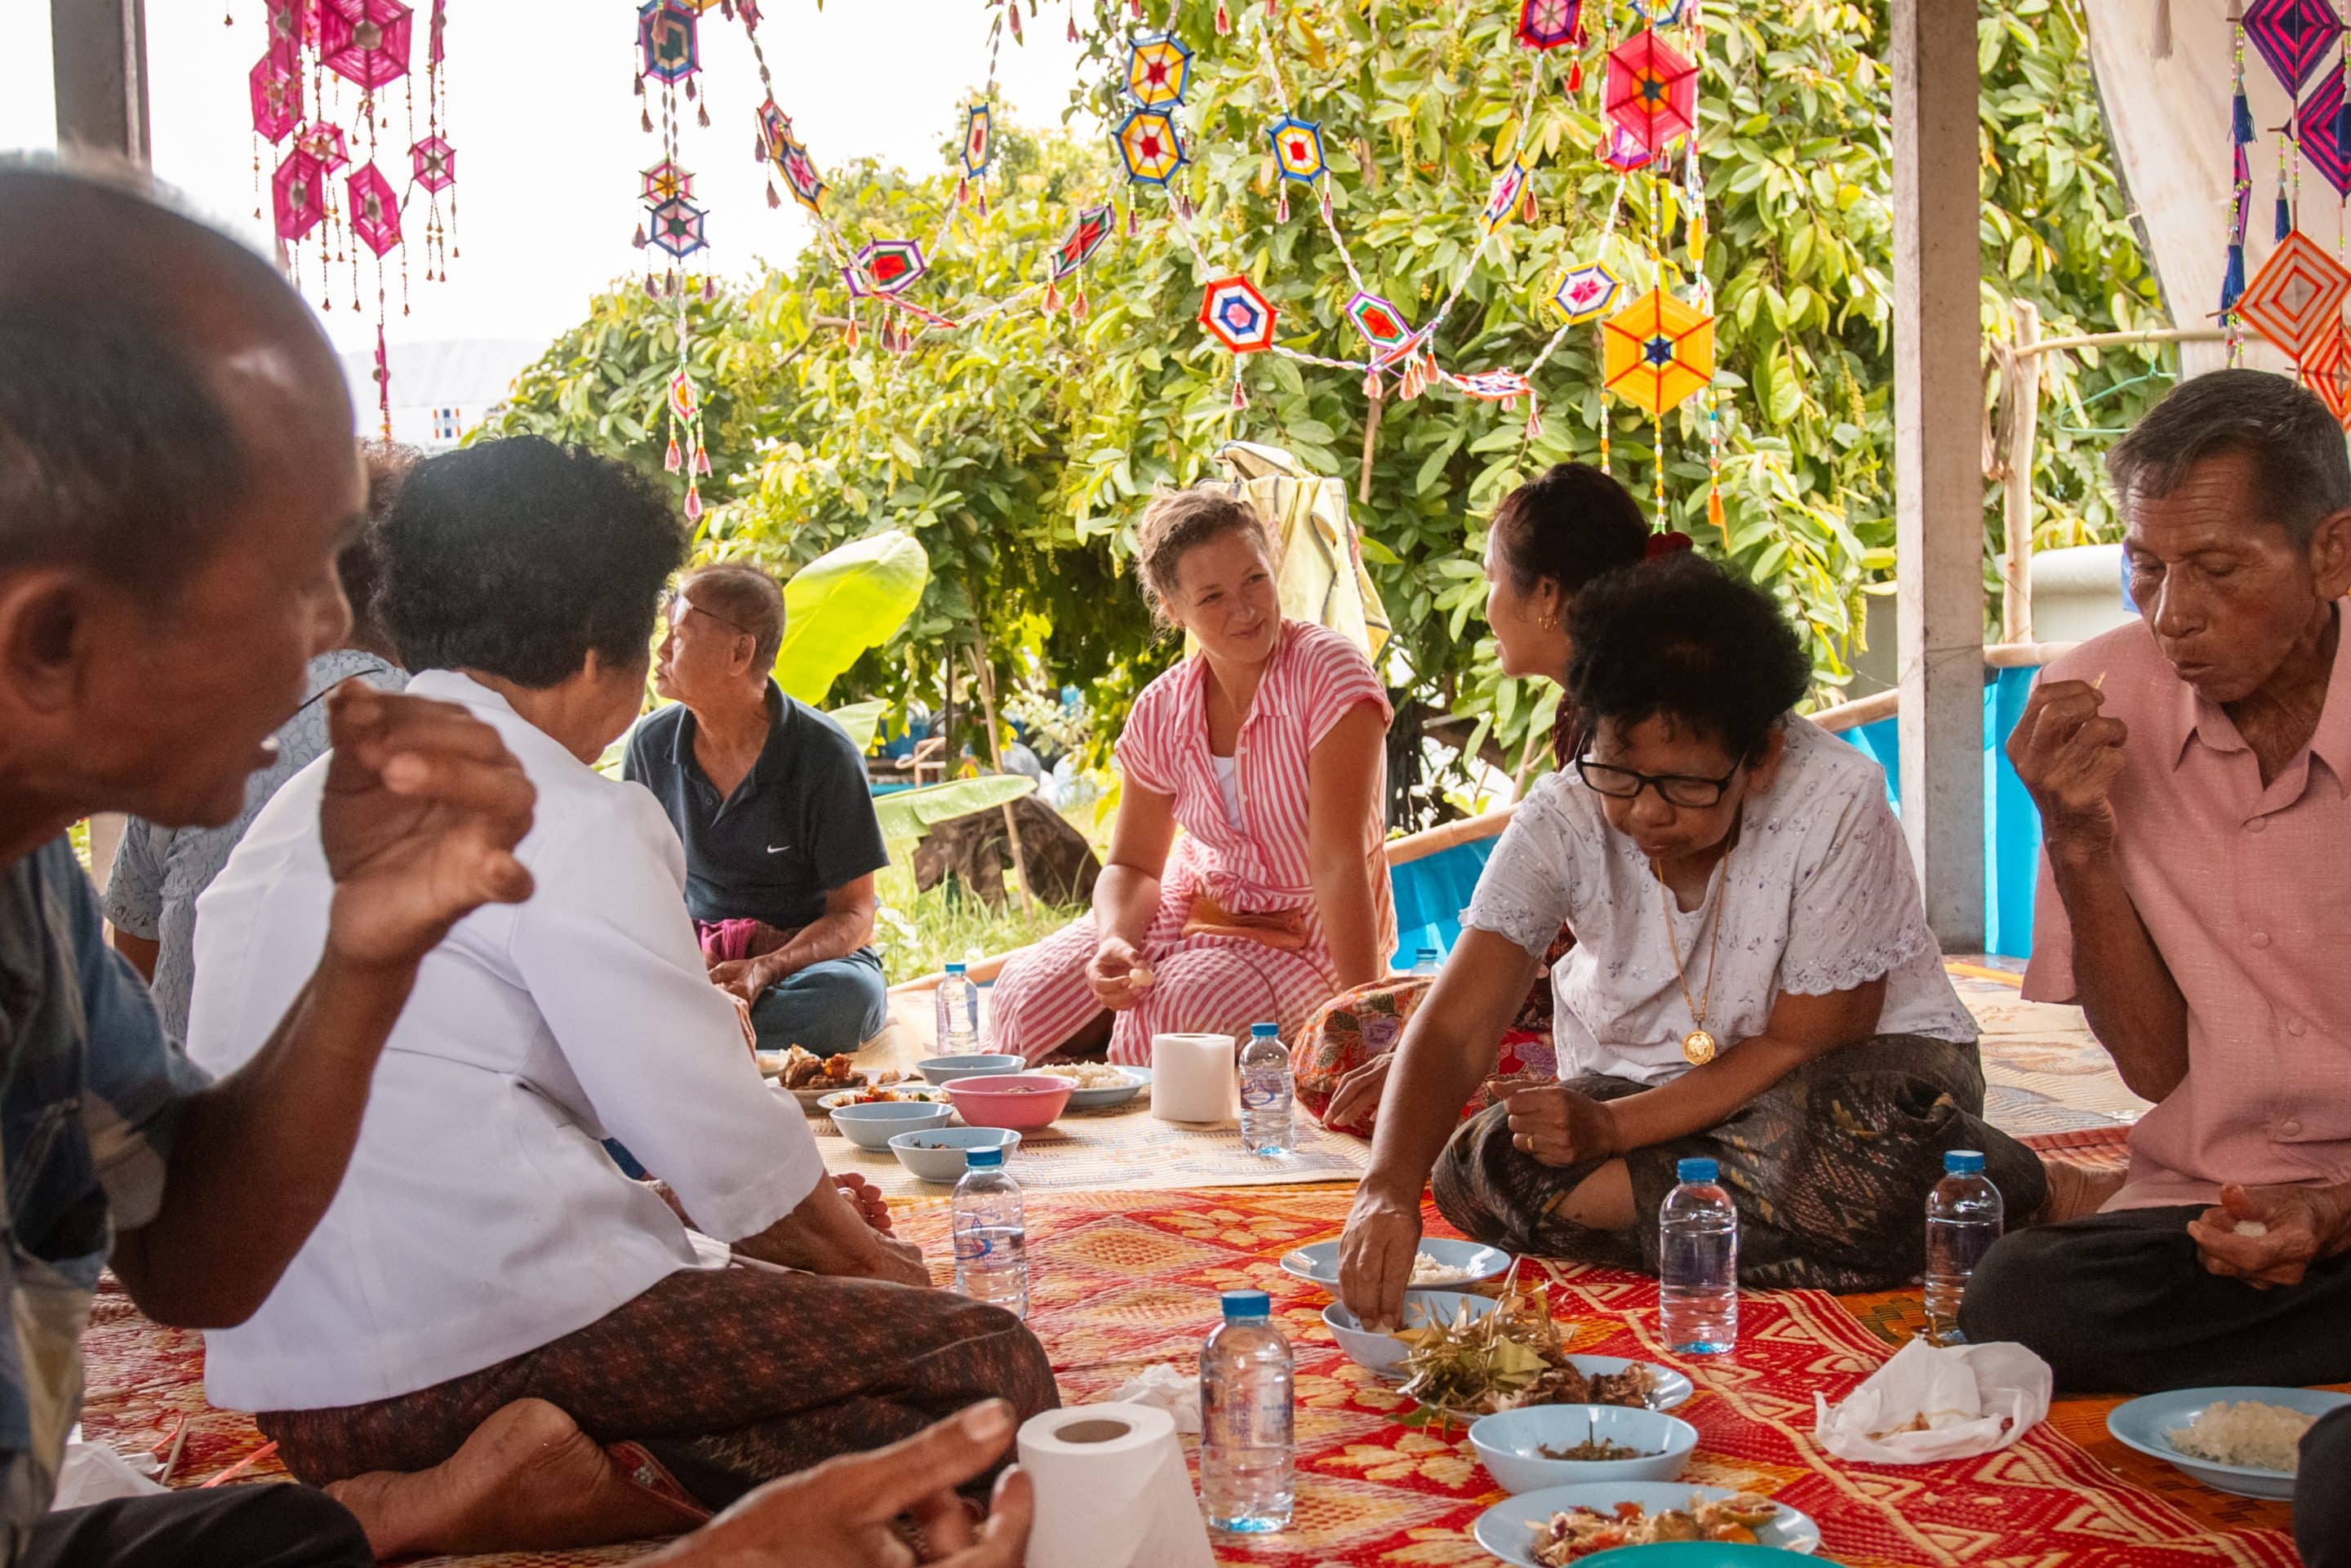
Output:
[1339,556,2045,1324]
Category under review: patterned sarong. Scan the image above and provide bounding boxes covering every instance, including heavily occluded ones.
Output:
[256,1258,1060,1509]
[1430,1033,2050,1292]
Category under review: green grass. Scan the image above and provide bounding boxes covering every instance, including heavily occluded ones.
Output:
[870,861,1078,980]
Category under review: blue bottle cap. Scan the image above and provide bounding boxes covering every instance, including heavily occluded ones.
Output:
[945,962,968,975]
[964,1147,1003,1169]
[1676,1157,1720,1184]
[1220,1289,1272,1320]
[1944,1149,1986,1175]
[1250,1021,1280,1037]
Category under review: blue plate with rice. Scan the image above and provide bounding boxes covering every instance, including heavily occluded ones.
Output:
[2106,1386,2350,1499]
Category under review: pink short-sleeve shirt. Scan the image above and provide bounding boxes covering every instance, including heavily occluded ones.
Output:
[2023,606,2351,1210]
[1114,620,1396,962]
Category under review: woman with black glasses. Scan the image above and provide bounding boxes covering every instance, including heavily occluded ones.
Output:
[1337,554,2044,1326]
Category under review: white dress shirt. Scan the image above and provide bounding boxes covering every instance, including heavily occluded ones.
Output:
[1463,717,1976,1086]
[187,669,824,1413]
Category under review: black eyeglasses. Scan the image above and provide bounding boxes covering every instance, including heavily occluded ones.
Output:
[1573,753,1744,808]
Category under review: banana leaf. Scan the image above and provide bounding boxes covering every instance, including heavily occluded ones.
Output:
[773,531,929,705]
[872,774,1034,844]
[826,699,887,754]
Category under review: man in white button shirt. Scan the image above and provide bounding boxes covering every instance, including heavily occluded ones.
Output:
[190,438,1056,1560]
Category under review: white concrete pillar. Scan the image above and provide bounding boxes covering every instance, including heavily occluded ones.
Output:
[51,0,149,165]
[1891,0,1985,952]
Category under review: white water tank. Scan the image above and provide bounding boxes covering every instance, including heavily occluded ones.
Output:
[2029,543,2137,645]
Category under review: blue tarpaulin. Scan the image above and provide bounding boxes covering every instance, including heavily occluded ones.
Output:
[1385,667,2049,965]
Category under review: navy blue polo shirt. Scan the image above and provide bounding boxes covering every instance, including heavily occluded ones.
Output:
[624,683,890,931]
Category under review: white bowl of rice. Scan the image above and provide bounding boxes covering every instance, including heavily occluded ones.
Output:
[2107,1386,2351,1499]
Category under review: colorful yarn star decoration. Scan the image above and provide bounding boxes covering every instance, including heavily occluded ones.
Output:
[1126,33,1194,107]
[962,104,994,179]
[1516,0,1582,50]
[2236,230,2351,358]
[1480,160,1531,232]
[297,121,350,171]
[1601,287,1716,415]
[250,57,300,143]
[1199,276,1278,353]
[1550,260,1624,325]
[642,159,695,204]
[1118,108,1184,184]
[1268,116,1326,182]
[272,149,328,243]
[849,238,927,296]
[1048,206,1113,281]
[346,163,403,257]
[1453,367,1533,402]
[1345,291,1415,355]
[2243,0,2340,94]
[1604,28,1699,160]
[647,195,709,260]
[2302,67,2351,198]
[410,134,456,192]
[2301,318,2351,420]
[636,0,701,85]
[318,0,414,91]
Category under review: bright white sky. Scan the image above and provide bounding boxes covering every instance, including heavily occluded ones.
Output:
[0,1,1092,356]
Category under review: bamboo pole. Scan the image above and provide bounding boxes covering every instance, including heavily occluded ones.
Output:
[2002,300,2042,644]
[964,637,1039,915]
[2011,326,2227,361]
[1358,375,1385,504]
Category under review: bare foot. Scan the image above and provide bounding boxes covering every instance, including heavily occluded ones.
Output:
[325,1398,696,1559]
[2033,1155,2128,1225]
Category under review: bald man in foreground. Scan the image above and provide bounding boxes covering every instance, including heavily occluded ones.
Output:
[0,162,1027,1568]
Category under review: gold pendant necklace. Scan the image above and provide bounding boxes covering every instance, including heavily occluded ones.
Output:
[1658,846,1731,1067]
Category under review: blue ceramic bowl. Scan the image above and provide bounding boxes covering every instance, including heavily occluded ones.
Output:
[1322,1290,1500,1378]
[887,1126,1023,1182]
[1469,1404,1699,1493]
[827,1100,953,1150]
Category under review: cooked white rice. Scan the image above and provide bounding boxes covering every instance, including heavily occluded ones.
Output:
[2166,1401,2316,1473]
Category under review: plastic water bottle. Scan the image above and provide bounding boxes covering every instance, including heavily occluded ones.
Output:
[1238,1022,1294,1156]
[1659,1156,1739,1355]
[951,1147,1028,1318]
[1923,1149,2004,1344]
[936,962,980,1054]
[1410,946,1442,977]
[1200,1290,1294,1533]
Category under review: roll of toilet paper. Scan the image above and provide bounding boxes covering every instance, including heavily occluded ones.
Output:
[1016,1402,1215,1568]
[1150,1032,1239,1123]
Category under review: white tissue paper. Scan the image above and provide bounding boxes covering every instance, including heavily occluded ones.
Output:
[51,1438,166,1510]
[1017,1402,1215,1568]
[1814,1338,2052,1464]
[1109,1363,1202,1435]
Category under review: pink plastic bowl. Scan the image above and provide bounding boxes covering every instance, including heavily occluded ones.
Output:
[942,1073,1076,1130]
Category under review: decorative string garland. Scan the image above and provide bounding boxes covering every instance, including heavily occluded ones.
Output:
[237,0,457,438]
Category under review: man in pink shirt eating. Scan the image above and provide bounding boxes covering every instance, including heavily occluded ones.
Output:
[1960,371,2351,1394]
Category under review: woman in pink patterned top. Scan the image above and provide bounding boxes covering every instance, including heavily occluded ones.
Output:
[991,488,1393,1066]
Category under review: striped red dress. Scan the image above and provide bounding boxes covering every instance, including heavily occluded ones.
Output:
[991,620,1395,1065]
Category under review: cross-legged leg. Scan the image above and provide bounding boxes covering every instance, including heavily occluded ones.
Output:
[747,949,890,1056]
[1959,1206,2351,1393]
[260,1259,1060,1557]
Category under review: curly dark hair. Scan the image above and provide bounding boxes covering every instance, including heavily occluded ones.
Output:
[380,437,687,686]
[1565,554,1811,762]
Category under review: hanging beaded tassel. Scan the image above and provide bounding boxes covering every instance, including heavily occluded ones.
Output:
[2223,2,2252,335]
[1215,2,1230,35]
[1704,389,1727,536]
[1042,280,1061,315]
[1276,186,1290,222]
[1524,398,1542,442]
[1231,371,1249,411]
[1073,284,1090,319]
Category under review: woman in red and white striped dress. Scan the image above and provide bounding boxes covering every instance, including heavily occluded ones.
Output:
[991,487,1394,1066]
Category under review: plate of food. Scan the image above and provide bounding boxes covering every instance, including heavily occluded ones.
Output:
[762,1046,909,1109]
[1381,1276,1694,1420]
[1278,1237,1511,1292]
[1036,1062,1152,1110]
[2106,1386,2349,1499]
[816,1083,949,1110]
[1472,1483,1820,1566]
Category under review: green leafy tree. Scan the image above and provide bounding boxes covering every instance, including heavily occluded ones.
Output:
[491,0,2161,806]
